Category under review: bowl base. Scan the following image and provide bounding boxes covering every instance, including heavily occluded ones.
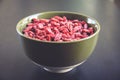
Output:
[43,67,74,73]
[42,60,85,73]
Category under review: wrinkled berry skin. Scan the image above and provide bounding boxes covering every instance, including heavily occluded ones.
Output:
[23,16,94,42]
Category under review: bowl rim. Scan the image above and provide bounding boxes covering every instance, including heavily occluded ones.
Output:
[16,11,100,43]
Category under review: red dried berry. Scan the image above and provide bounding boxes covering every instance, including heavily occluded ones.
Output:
[23,16,95,42]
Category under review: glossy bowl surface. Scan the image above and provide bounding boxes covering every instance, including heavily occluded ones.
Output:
[16,11,100,73]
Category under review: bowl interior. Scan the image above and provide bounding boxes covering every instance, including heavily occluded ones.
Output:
[17,11,100,41]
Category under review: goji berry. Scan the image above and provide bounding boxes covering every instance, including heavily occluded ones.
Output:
[23,16,95,41]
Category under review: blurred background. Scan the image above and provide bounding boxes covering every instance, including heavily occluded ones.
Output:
[0,0,120,80]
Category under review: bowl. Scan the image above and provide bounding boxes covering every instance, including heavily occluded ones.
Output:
[16,11,100,73]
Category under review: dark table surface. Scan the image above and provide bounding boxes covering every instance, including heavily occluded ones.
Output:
[0,0,120,80]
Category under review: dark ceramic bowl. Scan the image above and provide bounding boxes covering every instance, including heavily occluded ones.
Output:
[16,11,100,73]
